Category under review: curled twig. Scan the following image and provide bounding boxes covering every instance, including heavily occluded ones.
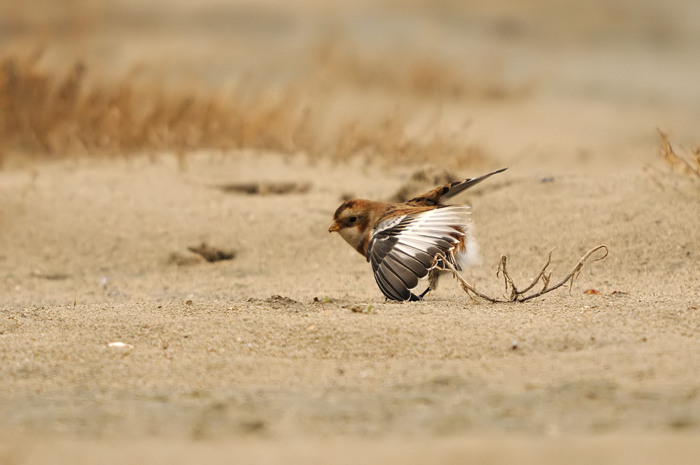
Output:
[435,245,608,303]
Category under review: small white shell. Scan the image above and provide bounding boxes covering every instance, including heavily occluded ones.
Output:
[107,341,133,349]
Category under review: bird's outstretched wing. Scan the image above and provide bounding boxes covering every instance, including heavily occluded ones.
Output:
[366,206,471,301]
[406,167,507,207]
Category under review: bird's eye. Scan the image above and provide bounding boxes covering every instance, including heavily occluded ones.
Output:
[349,216,357,223]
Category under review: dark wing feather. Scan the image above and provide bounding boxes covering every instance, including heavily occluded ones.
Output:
[366,206,471,301]
[374,264,409,301]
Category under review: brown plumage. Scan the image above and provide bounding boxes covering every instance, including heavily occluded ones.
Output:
[329,168,506,301]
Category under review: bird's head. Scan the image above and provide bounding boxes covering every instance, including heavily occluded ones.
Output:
[329,199,378,255]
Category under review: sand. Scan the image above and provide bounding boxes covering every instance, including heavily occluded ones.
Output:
[1,0,700,463]
[1,152,699,463]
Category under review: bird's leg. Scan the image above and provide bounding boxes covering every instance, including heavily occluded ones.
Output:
[418,287,431,299]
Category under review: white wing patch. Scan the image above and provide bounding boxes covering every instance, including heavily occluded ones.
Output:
[366,206,472,301]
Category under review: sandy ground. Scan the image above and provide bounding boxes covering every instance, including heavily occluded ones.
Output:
[2,0,700,463]
[1,153,699,463]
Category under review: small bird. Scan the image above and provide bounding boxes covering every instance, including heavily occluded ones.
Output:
[329,168,506,301]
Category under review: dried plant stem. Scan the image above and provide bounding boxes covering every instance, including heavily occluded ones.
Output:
[435,245,608,303]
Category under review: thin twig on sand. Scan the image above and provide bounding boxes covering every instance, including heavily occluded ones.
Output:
[434,245,608,303]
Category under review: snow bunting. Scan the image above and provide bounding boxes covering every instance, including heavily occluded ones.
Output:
[329,168,506,301]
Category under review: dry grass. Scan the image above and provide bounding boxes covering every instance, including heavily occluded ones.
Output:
[0,47,508,168]
[0,53,292,163]
[657,128,700,178]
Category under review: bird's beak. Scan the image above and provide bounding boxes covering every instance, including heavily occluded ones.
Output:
[328,222,340,233]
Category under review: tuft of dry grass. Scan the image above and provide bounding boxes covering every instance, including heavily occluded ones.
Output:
[0,53,296,163]
[657,128,700,178]
[0,50,500,168]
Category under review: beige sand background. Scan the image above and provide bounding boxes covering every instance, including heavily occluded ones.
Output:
[1,0,699,463]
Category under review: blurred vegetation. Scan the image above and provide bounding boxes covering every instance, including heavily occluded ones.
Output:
[0,0,541,167]
[3,0,693,168]
[0,45,526,167]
